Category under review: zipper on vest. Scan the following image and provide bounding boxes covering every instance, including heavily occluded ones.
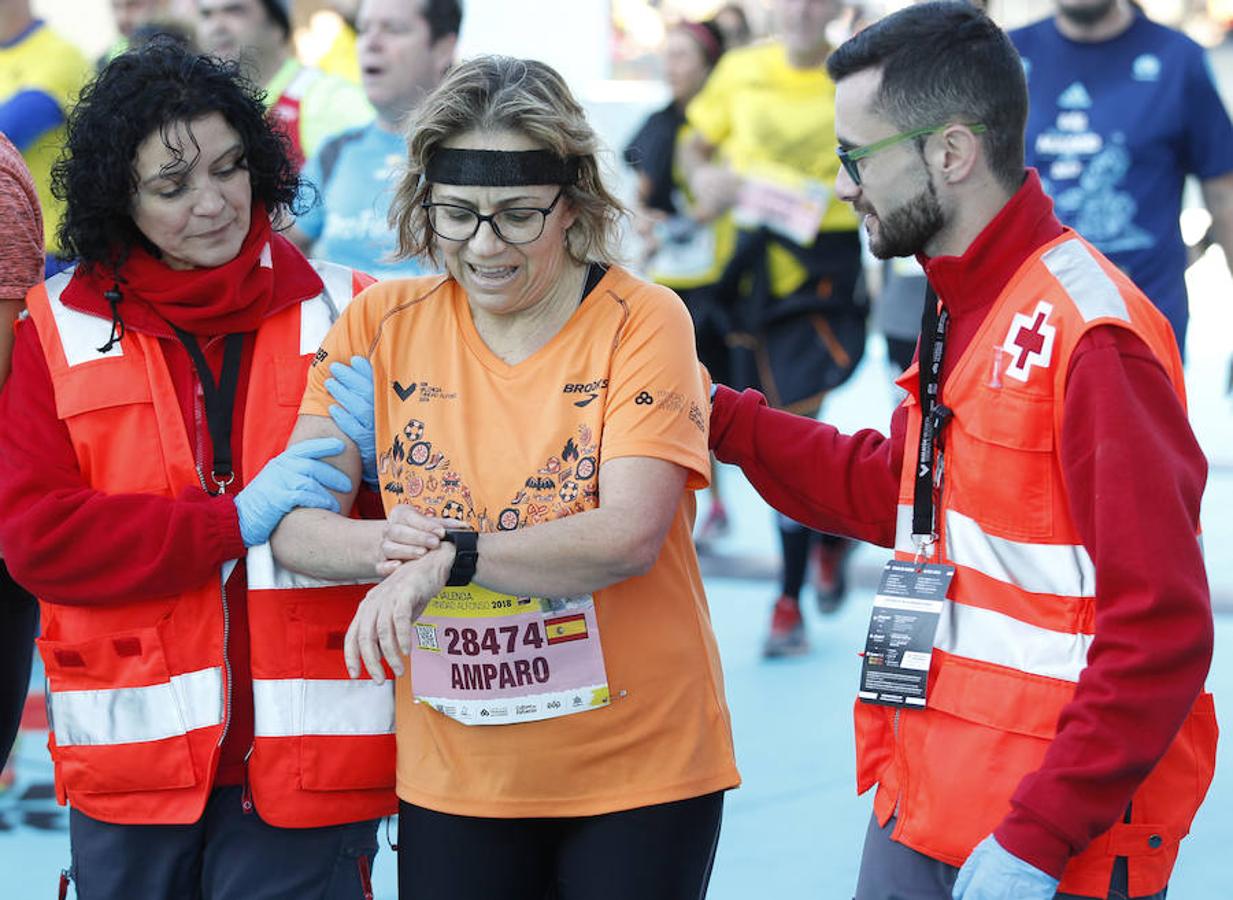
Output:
[217,571,234,752]
[193,379,209,494]
[241,749,254,815]
[894,448,947,833]
[891,707,903,825]
[191,377,235,754]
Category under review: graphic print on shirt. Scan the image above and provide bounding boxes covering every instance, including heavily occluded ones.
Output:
[377,410,600,531]
[1025,69,1154,256]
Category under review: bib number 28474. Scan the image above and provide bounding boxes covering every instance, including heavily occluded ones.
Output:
[410,585,610,726]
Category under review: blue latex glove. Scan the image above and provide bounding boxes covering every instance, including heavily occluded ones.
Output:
[953,836,1060,900]
[325,355,378,487]
[234,438,353,547]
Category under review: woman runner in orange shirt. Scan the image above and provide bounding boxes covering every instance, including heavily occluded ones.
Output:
[272,55,740,900]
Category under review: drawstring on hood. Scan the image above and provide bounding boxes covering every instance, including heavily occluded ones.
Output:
[97,278,126,354]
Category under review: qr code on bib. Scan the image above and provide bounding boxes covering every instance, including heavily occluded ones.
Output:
[416,623,440,652]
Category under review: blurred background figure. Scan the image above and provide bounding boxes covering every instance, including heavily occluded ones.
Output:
[100,0,168,65]
[305,0,363,84]
[197,0,372,170]
[291,0,460,278]
[0,131,42,776]
[714,2,753,49]
[0,0,90,275]
[1011,0,1233,357]
[624,16,735,546]
[681,0,868,657]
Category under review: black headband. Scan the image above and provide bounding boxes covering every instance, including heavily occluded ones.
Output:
[425,149,581,186]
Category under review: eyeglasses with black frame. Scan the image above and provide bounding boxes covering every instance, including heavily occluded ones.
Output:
[837,123,988,186]
[422,189,565,244]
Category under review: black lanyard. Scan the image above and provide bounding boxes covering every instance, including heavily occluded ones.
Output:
[912,285,951,551]
[173,328,244,494]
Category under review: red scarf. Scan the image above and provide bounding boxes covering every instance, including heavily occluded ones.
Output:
[65,206,324,337]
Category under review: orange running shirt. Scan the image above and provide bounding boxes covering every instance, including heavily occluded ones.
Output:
[302,265,740,817]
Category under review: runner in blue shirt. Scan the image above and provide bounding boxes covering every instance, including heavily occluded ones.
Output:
[292,0,460,279]
[1011,0,1233,354]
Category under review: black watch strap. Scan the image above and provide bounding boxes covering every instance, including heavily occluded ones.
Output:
[441,529,479,586]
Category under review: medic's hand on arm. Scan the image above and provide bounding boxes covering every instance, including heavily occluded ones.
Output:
[269,412,385,579]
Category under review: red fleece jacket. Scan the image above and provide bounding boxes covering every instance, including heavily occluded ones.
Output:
[709,171,1212,879]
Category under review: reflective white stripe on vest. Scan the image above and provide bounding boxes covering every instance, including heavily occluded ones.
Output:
[300,293,335,356]
[246,542,378,591]
[1042,240,1129,324]
[895,505,1095,598]
[253,678,395,737]
[300,261,356,354]
[45,268,126,368]
[936,601,1093,682]
[51,667,223,746]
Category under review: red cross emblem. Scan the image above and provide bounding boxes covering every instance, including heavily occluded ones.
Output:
[1001,301,1056,383]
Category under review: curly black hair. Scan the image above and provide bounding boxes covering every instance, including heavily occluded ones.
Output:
[52,40,310,270]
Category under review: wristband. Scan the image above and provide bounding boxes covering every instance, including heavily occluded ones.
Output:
[440,529,478,586]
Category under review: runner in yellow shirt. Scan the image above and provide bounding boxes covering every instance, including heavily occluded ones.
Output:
[0,3,91,267]
[682,0,867,656]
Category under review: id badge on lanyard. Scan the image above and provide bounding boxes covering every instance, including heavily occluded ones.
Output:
[410,585,610,725]
[858,561,954,707]
[858,284,955,709]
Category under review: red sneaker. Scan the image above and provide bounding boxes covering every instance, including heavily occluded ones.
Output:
[763,596,809,658]
[812,537,853,614]
[696,499,730,545]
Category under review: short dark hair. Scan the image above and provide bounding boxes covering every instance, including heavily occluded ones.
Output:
[422,0,463,44]
[52,41,306,269]
[826,1,1026,192]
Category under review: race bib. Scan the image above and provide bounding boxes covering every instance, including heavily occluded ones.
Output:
[731,171,830,246]
[410,585,610,726]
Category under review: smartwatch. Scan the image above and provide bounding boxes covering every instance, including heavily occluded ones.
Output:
[440,529,479,586]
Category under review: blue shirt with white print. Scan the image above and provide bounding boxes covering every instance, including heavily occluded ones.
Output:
[1011,12,1233,351]
[296,121,435,281]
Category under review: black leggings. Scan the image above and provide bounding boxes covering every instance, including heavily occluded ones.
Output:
[397,792,724,900]
[0,560,37,770]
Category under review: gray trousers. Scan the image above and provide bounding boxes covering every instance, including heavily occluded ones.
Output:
[854,814,1167,900]
[69,786,380,900]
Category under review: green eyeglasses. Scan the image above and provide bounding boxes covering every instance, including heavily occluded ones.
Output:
[837,123,988,186]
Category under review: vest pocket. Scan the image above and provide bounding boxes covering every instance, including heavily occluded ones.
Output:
[1060,692,1216,895]
[898,654,1071,859]
[949,390,1054,540]
[251,594,397,793]
[301,733,397,792]
[296,617,397,792]
[271,354,313,406]
[37,625,207,794]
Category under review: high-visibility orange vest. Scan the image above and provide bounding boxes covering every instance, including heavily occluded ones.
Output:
[854,233,1217,897]
[25,261,397,828]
